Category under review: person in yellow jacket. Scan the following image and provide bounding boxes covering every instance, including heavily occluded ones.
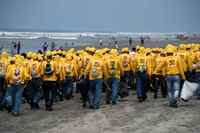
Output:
[0,51,9,109]
[152,52,167,99]
[133,49,149,102]
[120,48,132,94]
[77,52,92,107]
[41,54,58,111]
[190,48,200,99]
[105,49,124,105]
[27,55,43,110]
[4,58,30,116]
[145,51,156,96]
[176,49,190,97]
[61,54,78,100]
[52,54,65,102]
[154,49,185,107]
[84,50,107,109]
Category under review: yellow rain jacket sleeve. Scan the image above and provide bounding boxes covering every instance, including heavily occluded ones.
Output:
[146,55,155,78]
[191,51,200,72]
[176,52,188,72]
[130,54,136,72]
[187,52,196,71]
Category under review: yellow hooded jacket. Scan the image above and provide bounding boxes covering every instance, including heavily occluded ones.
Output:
[42,60,58,81]
[6,63,30,85]
[105,56,124,79]
[61,60,78,80]
[120,53,132,72]
[133,53,148,73]
[155,55,185,80]
[85,57,107,80]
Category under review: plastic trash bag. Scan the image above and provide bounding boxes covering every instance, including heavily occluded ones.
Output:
[181,80,199,101]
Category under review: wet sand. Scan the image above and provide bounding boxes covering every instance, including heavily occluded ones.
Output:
[0,37,199,53]
[0,92,200,133]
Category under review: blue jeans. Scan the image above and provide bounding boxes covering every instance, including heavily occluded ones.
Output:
[88,79,103,108]
[136,71,147,98]
[166,76,180,105]
[107,78,120,104]
[63,77,73,96]
[4,85,23,113]
[0,77,5,105]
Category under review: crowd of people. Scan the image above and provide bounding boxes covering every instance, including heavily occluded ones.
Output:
[0,43,200,116]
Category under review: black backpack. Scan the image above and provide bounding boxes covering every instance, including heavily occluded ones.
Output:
[44,62,53,76]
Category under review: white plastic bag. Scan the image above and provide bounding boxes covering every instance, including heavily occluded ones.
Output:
[181,80,199,101]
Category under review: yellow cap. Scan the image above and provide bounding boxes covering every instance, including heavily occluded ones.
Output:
[110,49,118,55]
[121,48,129,53]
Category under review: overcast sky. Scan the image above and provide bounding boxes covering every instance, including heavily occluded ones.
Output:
[0,0,199,32]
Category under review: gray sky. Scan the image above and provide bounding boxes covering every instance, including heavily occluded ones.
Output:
[0,0,199,32]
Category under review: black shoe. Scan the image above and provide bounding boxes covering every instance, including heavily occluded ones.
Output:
[45,106,53,111]
[6,106,12,113]
[106,101,110,104]
[181,98,188,102]
[35,103,40,109]
[169,104,178,108]
[82,103,86,108]
[112,102,117,105]
[142,95,147,101]
[138,97,143,103]
[65,95,71,100]
[12,112,20,117]
[89,105,94,109]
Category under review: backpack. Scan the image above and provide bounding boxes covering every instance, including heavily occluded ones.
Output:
[44,62,53,76]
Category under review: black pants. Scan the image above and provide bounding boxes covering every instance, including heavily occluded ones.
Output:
[152,75,167,98]
[0,77,5,105]
[77,79,89,106]
[29,78,42,108]
[43,81,57,109]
